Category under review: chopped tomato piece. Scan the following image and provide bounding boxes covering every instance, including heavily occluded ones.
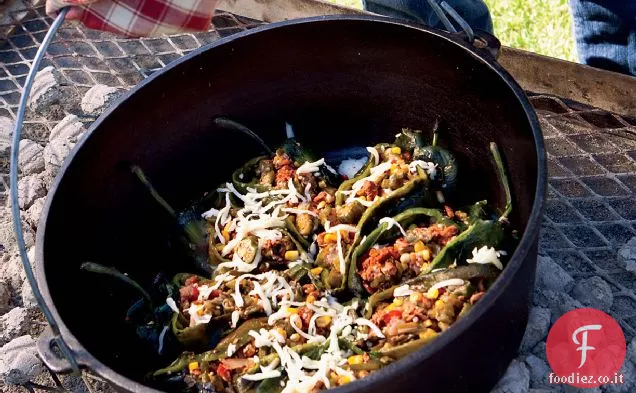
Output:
[381,310,402,325]
[217,363,231,382]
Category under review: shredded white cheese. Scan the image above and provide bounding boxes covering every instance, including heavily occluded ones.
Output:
[379,217,408,237]
[354,318,385,338]
[231,310,240,328]
[429,278,466,292]
[393,284,413,298]
[227,343,237,357]
[336,229,346,276]
[409,160,437,179]
[296,158,326,174]
[166,297,179,313]
[466,246,505,270]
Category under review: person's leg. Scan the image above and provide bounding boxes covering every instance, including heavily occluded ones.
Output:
[569,0,636,76]
[362,0,493,34]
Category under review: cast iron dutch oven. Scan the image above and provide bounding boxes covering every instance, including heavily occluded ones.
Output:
[35,15,547,393]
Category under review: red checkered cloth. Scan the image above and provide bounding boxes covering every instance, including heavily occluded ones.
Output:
[46,0,221,37]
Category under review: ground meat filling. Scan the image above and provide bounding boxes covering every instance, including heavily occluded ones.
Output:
[273,151,296,188]
[359,247,403,293]
[359,223,460,293]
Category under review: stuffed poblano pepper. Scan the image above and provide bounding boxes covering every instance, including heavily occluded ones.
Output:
[362,264,500,360]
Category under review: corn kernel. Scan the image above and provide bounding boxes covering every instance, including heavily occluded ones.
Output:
[197,307,205,316]
[306,294,316,304]
[276,327,287,339]
[393,298,404,307]
[358,195,367,201]
[414,241,425,252]
[222,222,232,242]
[409,292,421,303]
[347,355,364,365]
[426,288,439,300]
[338,375,352,385]
[290,333,300,341]
[391,147,401,154]
[316,316,332,328]
[420,248,431,261]
[188,362,200,372]
[435,300,445,309]
[324,233,337,243]
[286,307,298,314]
[284,250,299,261]
[424,319,433,327]
[317,201,326,209]
[418,328,438,340]
[310,267,323,276]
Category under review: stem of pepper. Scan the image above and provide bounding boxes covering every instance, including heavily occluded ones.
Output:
[489,142,512,220]
[130,165,177,217]
[80,262,154,306]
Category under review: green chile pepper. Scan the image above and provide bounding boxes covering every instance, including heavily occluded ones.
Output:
[347,207,448,296]
[131,165,213,276]
[366,264,500,318]
[155,318,269,376]
[423,142,512,274]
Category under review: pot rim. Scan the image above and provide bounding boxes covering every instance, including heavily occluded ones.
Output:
[35,14,547,393]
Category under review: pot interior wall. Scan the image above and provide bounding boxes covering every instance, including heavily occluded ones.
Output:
[41,19,539,384]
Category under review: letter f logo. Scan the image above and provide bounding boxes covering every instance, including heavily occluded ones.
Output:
[572,324,602,368]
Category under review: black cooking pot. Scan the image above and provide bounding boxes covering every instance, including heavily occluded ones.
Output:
[35,15,546,393]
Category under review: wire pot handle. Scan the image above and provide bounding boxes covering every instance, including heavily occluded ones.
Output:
[426,0,501,59]
[9,6,82,376]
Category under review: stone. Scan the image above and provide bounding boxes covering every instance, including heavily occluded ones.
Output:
[520,307,552,353]
[618,237,636,274]
[602,360,636,393]
[524,354,552,389]
[20,281,36,309]
[44,115,86,177]
[535,256,574,293]
[490,359,530,393]
[17,175,46,210]
[0,335,44,385]
[533,289,584,324]
[18,139,45,176]
[24,198,45,228]
[564,387,601,393]
[531,342,548,363]
[81,84,121,115]
[0,249,31,290]
[28,66,61,112]
[571,276,613,312]
[0,117,13,157]
[0,280,11,314]
[0,307,29,346]
[628,337,636,364]
[48,114,86,144]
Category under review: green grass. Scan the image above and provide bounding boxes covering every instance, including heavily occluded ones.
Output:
[328,0,577,61]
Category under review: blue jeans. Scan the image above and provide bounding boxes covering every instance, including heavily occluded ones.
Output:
[364,0,636,76]
[569,0,636,76]
[362,0,494,34]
